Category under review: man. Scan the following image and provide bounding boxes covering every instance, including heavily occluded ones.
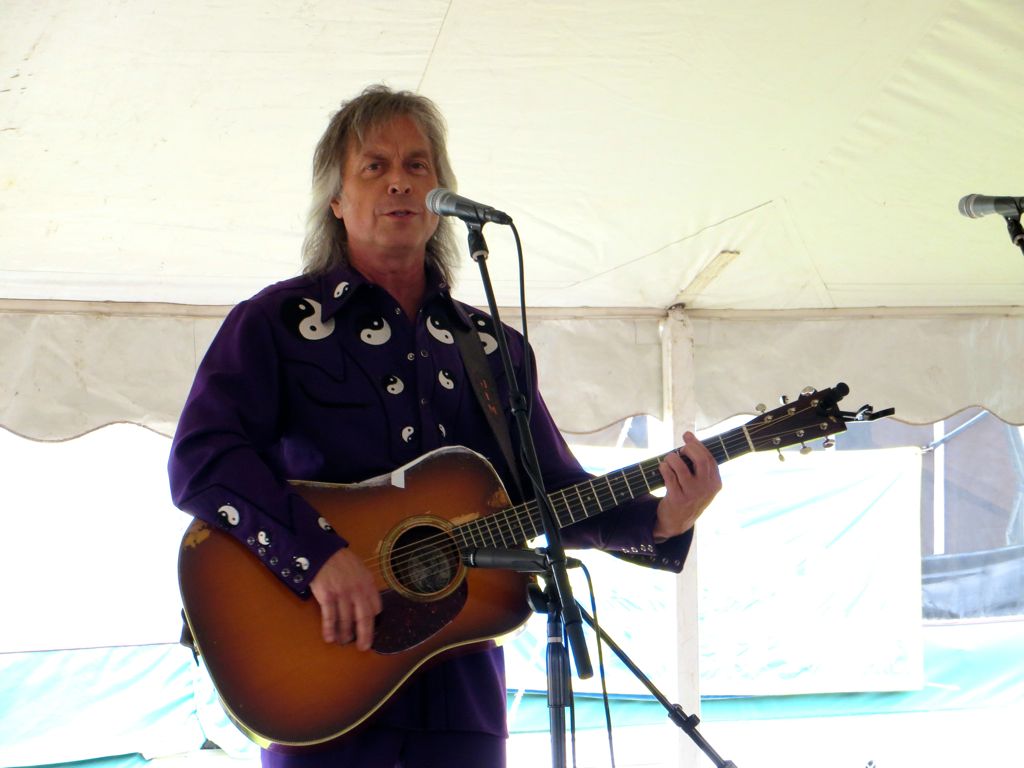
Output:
[168,85,721,768]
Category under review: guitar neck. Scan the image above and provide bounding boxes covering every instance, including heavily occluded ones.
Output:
[452,425,752,552]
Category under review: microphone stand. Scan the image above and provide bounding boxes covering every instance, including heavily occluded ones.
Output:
[462,221,591,768]
[467,548,741,768]
[461,220,737,767]
[572,600,739,768]
[1004,215,1024,257]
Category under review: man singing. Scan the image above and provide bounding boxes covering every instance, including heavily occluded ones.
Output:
[169,84,721,768]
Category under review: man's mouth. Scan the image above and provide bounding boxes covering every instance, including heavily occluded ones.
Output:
[384,209,416,218]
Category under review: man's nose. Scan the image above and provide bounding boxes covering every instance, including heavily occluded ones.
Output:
[387,172,412,194]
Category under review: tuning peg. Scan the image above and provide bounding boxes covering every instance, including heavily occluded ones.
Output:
[800,444,811,455]
[779,394,790,405]
[776,449,785,462]
[756,403,767,413]
[801,386,816,396]
[823,438,836,449]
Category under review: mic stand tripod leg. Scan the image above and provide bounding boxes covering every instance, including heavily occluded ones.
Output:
[576,602,739,768]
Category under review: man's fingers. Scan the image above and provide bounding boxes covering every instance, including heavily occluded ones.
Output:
[319,599,338,644]
[353,601,377,651]
[310,548,384,649]
[675,432,722,489]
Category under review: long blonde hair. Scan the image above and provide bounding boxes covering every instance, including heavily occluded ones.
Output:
[301,85,460,284]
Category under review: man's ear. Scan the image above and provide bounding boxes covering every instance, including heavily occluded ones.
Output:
[329,197,343,220]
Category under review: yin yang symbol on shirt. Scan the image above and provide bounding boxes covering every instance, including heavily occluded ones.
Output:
[426,315,454,345]
[281,298,336,341]
[358,315,392,346]
[382,374,405,395]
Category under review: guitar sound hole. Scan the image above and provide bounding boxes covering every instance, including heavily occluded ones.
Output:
[390,524,460,598]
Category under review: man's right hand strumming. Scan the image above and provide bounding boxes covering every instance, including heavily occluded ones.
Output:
[309,547,383,650]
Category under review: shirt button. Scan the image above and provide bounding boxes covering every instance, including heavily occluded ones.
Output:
[420,397,428,406]
[407,353,415,361]
[419,349,429,358]
[394,307,402,315]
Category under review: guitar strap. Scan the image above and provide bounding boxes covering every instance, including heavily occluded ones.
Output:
[449,308,527,501]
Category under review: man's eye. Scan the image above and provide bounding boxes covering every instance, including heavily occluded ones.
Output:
[365,162,381,172]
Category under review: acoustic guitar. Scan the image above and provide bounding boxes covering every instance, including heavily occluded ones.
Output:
[178,382,882,747]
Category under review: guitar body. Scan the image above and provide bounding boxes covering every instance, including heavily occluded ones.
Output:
[178,446,533,747]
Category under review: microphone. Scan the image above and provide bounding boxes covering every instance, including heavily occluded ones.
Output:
[426,188,513,226]
[958,194,1024,219]
[463,547,582,572]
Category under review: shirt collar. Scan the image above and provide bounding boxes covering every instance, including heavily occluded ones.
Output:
[315,261,471,329]
[316,263,370,321]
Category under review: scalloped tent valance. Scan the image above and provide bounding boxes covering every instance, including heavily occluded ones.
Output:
[2,303,1020,443]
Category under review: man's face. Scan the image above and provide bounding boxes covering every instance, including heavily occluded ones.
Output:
[331,115,441,265]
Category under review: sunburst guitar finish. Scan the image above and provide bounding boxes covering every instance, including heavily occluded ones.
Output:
[178,447,531,748]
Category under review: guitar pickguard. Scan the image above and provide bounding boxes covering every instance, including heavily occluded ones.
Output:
[373,582,468,654]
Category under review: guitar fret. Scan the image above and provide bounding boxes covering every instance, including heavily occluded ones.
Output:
[611,469,635,502]
[547,490,566,526]
[643,460,663,491]
[577,483,602,515]
[634,464,652,493]
[493,514,509,547]
[482,515,498,547]
[558,489,578,524]
[527,504,542,538]
[491,513,507,548]
[514,506,530,542]
[625,465,649,497]
[569,489,586,522]
[603,475,618,506]
[471,521,485,549]
[454,526,470,553]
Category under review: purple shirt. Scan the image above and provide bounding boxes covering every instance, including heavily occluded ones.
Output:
[168,263,691,738]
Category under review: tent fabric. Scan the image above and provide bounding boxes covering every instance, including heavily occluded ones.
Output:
[0,302,668,439]
[5,619,1022,767]
[689,309,1024,427]
[3,0,1023,428]
[3,304,1022,442]
[701,618,1024,721]
[511,615,1024,726]
[0,645,205,767]
[3,1,1022,312]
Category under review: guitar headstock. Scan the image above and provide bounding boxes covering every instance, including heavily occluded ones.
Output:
[744,383,894,456]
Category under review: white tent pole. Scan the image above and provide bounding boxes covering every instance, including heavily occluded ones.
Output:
[933,421,946,556]
[662,306,701,768]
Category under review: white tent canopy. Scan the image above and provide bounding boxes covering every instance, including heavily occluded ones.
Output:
[3,0,1023,436]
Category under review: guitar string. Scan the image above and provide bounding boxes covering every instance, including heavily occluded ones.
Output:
[369,402,838,584]
[370,404,837,585]
[374,408,835,586]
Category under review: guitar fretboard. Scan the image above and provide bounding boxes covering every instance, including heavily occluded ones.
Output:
[451,425,748,552]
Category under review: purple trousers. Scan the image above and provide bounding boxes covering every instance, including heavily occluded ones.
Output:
[261,728,506,768]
